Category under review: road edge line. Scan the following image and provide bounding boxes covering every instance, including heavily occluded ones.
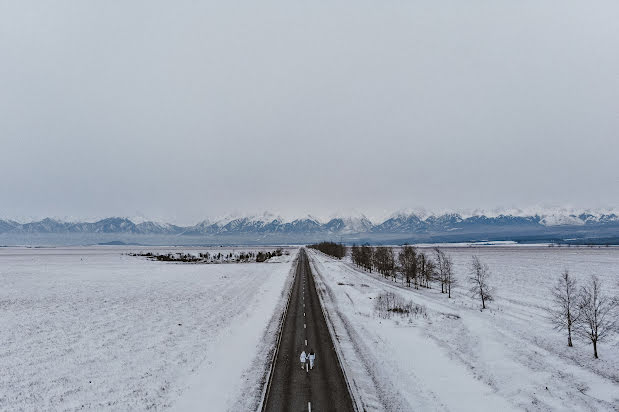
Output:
[257,250,300,411]
[307,249,364,412]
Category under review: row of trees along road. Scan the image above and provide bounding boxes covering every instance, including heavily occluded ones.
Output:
[351,244,464,300]
[308,241,347,259]
[350,244,617,359]
[348,243,618,359]
[549,270,618,358]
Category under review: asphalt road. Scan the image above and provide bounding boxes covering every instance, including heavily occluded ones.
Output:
[263,249,355,412]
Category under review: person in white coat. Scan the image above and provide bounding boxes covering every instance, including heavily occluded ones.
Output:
[300,350,307,369]
[308,349,316,369]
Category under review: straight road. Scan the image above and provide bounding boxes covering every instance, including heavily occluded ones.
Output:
[263,248,355,412]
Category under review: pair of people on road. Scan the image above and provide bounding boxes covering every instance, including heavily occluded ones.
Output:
[300,349,316,369]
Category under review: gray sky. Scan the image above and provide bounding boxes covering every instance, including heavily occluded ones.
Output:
[1,1,618,224]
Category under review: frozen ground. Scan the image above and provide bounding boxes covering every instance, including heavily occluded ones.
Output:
[0,246,297,411]
[308,247,619,411]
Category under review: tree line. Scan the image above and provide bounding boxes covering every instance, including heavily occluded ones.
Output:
[350,243,618,359]
[129,249,285,263]
[351,244,460,299]
[308,241,346,259]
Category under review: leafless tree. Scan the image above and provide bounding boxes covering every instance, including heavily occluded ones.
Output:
[373,247,396,279]
[398,245,418,288]
[421,254,436,288]
[417,252,431,288]
[418,252,426,288]
[577,275,618,358]
[388,248,396,281]
[351,244,360,266]
[388,248,398,282]
[373,247,387,277]
[435,248,456,298]
[548,270,580,347]
[359,243,374,272]
[444,256,455,298]
[434,248,447,293]
[468,255,493,309]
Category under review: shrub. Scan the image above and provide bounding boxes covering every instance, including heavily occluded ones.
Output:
[374,292,426,319]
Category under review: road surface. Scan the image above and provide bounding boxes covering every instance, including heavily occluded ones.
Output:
[263,248,355,412]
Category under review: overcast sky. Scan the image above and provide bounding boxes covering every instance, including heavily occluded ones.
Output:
[1,1,618,224]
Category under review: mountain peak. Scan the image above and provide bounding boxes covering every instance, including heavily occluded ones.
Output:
[0,209,617,239]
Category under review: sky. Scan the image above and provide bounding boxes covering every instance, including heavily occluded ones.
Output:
[1,1,618,225]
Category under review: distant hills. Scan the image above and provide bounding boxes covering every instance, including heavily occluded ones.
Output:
[3,217,183,235]
[1,211,618,246]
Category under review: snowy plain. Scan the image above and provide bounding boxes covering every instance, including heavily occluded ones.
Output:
[0,246,297,411]
[308,246,619,411]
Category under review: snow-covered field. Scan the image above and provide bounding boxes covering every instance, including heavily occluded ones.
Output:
[0,246,297,411]
[308,247,619,411]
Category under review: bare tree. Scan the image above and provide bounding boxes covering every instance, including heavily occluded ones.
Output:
[548,270,580,347]
[435,248,456,298]
[418,252,426,288]
[360,243,374,273]
[422,255,436,289]
[434,248,447,293]
[468,256,493,309]
[351,244,360,267]
[444,256,455,298]
[398,245,417,287]
[374,247,396,281]
[373,247,390,278]
[417,252,435,288]
[577,275,618,358]
[387,247,397,282]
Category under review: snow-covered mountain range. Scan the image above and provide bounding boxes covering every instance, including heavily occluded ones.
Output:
[1,210,617,239]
